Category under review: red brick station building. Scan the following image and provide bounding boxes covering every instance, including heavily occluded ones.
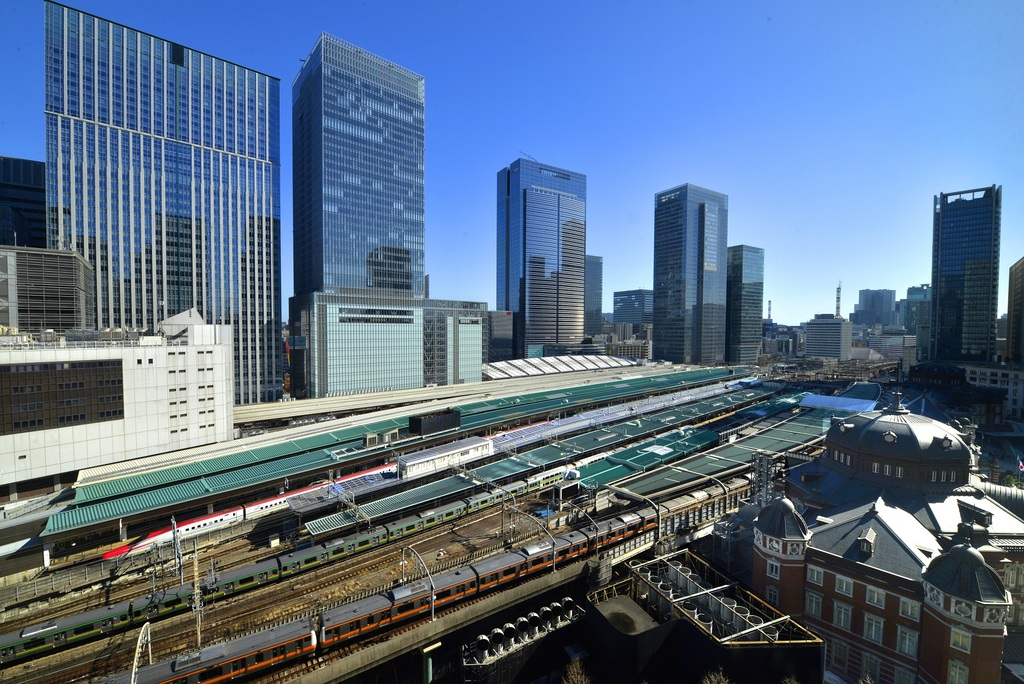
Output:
[747,395,1023,683]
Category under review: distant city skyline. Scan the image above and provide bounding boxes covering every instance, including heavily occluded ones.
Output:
[1,1,1021,325]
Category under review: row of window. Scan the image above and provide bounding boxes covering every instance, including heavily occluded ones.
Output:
[819,597,920,655]
[870,462,905,478]
[807,565,921,619]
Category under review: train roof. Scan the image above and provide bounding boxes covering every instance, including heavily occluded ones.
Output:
[323,594,394,627]
[470,550,529,575]
[132,616,315,682]
[203,555,279,587]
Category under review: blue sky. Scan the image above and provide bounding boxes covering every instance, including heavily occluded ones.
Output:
[1,1,1021,326]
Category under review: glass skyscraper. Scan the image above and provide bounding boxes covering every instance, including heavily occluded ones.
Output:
[726,245,764,365]
[44,1,282,404]
[851,289,896,327]
[497,159,586,358]
[613,289,654,331]
[653,184,728,365]
[1009,256,1024,363]
[929,185,1001,363]
[584,254,603,337]
[290,34,425,397]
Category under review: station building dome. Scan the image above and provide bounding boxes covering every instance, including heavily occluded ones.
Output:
[923,544,1007,603]
[822,394,973,489]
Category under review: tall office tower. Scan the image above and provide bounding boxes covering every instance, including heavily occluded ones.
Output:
[851,289,896,327]
[929,185,1001,363]
[485,310,514,364]
[423,299,485,386]
[290,34,425,397]
[726,245,764,365]
[497,159,586,358]
[44,2,281,404]
[1009,256,1024,363]
[652,184,728,365]
[584,254,603,337]
[901,283,931,333]
[0,246,95,334]
[613,288,654,333]
[805,314,852,360]
[0,157,47,248]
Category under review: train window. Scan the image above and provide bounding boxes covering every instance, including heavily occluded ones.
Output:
[199,665,223,681]
[232,660,244,672]
[2,648,14,658]
[255,652,265,663]
[304,558,317,566]
[74,624,94,636]
[23,637,45,650]
[503,568,516,577]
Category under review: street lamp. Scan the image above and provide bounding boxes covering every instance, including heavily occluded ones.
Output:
[564,500,601,557]
[514,507,557,572]
[402,546,436,621]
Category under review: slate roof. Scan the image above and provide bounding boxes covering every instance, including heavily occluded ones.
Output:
[923,544,1007,603]
[754,497,810,540]
[806,496,941,579]
[826,395,971,463]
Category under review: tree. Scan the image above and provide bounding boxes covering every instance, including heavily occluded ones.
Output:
[701,669,734,684]
[561,658,592,684]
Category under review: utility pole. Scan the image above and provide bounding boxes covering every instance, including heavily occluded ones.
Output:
[193,539,202,649]
[172,516,183,585]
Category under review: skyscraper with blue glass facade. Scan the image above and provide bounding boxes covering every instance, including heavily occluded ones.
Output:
[726,244,764,364]
[653,184,728,365]
[290,34,425,397]
[497,159,586,358]
[584,254,603,337]
[929,185,1001,363]
[44,1,282,404]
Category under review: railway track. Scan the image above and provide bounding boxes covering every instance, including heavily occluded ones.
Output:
[2,504,530,684]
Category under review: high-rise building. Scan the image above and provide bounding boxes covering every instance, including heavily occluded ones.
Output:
[805,314,852,360]
[653,184,728,365]
[290,34,425,397]
[496,159,586,358]
[0,157,47,249]
[423,299,485,386]
[613,289,654,332]
[484,311,514,364]
[584,254,603,337]
[726,245,764,365]
[1009,256,1024,363]
[899,283,931,333]
[929,186,1001,363]
[850,289,896,327]
[0,246,95,334]
[44,2,282,404]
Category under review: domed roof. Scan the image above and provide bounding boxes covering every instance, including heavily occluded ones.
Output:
[754,497,810,540]
[826,394,970,462]
[923,544,1006,603]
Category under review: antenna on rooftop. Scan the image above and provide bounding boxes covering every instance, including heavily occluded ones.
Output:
[519,151,538,162]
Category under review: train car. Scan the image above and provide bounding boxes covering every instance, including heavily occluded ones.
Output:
[101,617,317,684]
[200,556,281,600]
[319,594,395,647]
[129,583,196,622]
[0,598,133,663]
[105,462,399,560]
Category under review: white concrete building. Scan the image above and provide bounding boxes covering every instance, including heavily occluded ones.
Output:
[804,315,852,361]
[962,362,1024,421]
[0,309,233,501]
